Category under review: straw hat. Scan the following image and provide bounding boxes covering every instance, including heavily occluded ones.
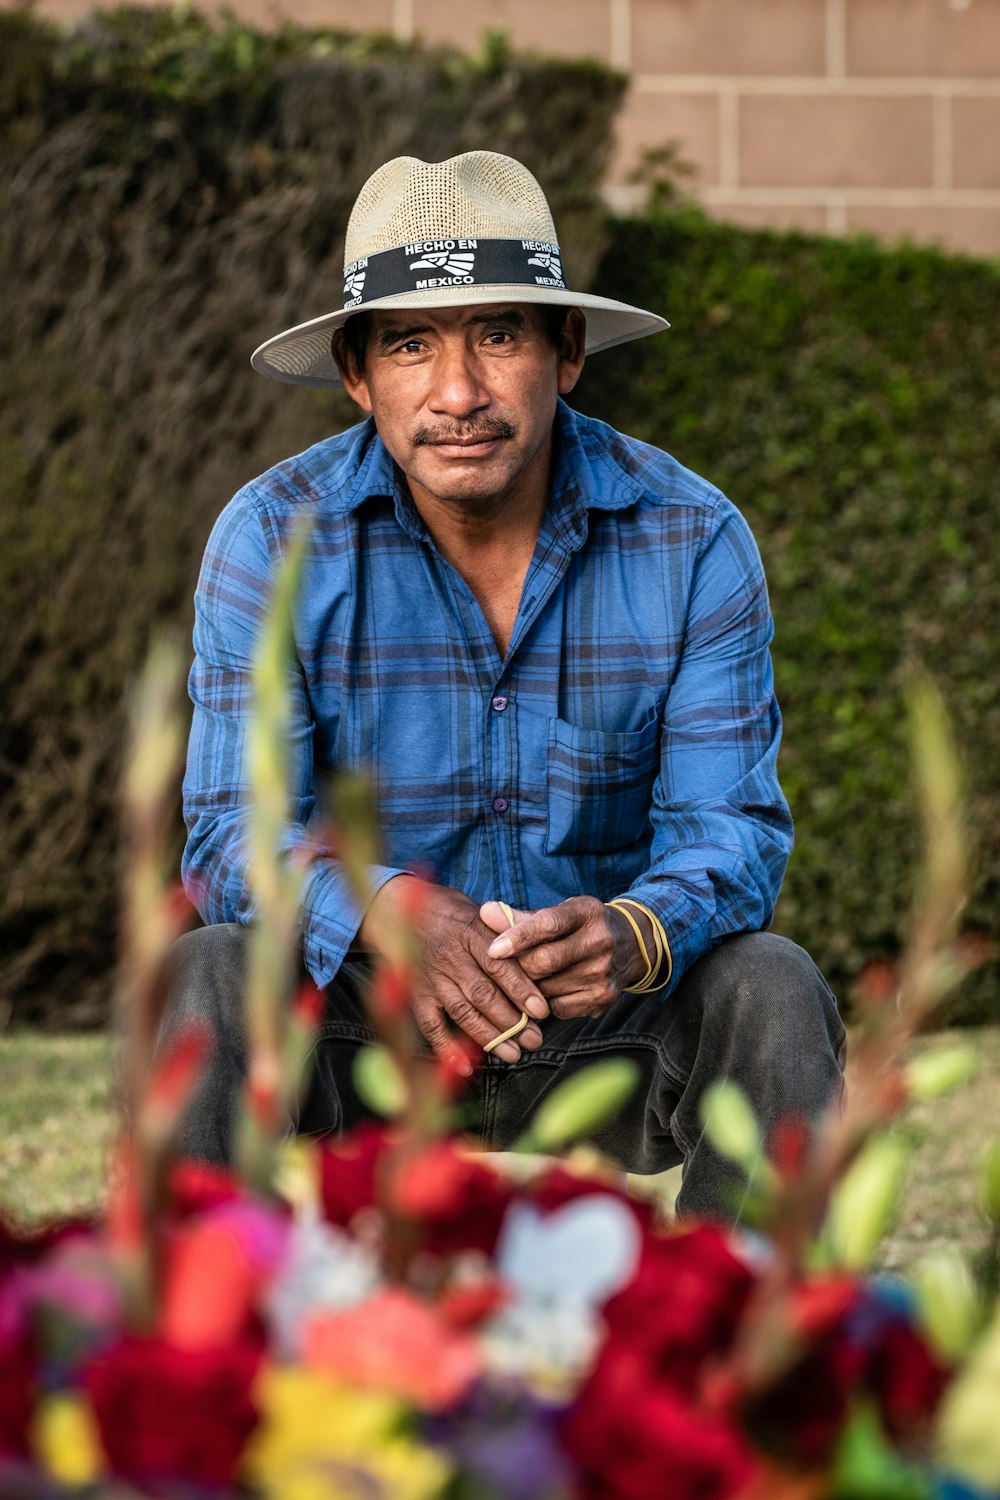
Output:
[251,150,669,387]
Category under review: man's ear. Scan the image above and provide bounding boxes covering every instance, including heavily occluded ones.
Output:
[557,308,587,397]
[331,329,374,414]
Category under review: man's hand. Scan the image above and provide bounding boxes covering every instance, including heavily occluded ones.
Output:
[480,896,650,1020]
[360,878,549,1068]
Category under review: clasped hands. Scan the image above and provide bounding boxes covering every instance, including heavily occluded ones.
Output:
[360,878,650,1073]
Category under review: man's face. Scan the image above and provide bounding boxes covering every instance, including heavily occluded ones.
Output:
[334,303,586,515]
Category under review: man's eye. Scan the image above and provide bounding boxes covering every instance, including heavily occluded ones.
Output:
[484,330,513,346]
[398,340,424,354]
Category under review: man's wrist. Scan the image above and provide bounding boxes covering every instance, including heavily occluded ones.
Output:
[605,898,673,994]
[604,901,656,988]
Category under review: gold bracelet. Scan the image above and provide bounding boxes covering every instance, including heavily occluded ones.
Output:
[483,900,530,1054]
[605,899,655,991]
[608,897,674,994]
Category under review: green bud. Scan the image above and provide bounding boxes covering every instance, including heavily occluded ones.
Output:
[353,1045,407,1118]
[698,1081,761,1169]
[979,1140,1000,1225]
[825,1134,906,1269]
[833,1401,931,1500]
[913,1248,980,1361]
[517,1058,639,1153]
[905,1043,976,1101]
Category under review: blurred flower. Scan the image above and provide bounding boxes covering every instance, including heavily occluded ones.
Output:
[244,1365,451,1500]
[565,1343,758,1500]
[161,1200,290,1352]
[484,1194,642,1392]
[424,1381,572,1500]
[303,1287,481,1411]
[601,1225,754,1384]
[319,1124,388,1228]
[0,1317,36,1461]
[33,1393,102,1486]
[84,1333,261,1489]
[391,1141,515,1257]
[267,1215,383,1362]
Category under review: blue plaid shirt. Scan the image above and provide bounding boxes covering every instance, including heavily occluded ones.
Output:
[183,400,792,994]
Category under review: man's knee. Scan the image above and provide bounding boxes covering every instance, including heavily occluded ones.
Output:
[162,923,248,1042]
[688,931,845,1054]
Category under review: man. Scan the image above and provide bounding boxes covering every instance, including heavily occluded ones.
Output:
[174,150,845,1220]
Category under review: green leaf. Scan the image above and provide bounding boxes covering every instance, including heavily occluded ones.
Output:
[515,1058,639,1153]
[698,1081,761,1169]
[353,1045,407,1118]
[825,1134,906,1269]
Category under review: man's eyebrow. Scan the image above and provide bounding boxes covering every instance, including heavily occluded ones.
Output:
[467,310,527,332]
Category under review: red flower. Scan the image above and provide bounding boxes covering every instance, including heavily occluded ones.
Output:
[0,1319,36,1461]
[318,1124,389,1228]
[565,1342,758,1500]
[742,1326,864,1464]
[167,1161,242,1221]
[84,1335,260,1489]
[392,1141,514,1256]
[865,1317,949,1442]
[601,1226,755,1386]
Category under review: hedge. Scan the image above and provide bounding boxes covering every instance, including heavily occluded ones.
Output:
[574,212,1000,1022]
[0,9,624,1024]
[2,11,997,1024]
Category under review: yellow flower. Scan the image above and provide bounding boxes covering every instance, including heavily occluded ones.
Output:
[33,1394,103,1486]
[243,1365,451,1500]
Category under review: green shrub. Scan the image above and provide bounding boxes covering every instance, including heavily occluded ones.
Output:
[574,212,1000,1021]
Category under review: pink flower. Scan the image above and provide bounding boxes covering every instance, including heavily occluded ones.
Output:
[303,1288,481,1410]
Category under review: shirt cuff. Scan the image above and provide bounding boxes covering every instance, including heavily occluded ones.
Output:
[300,859,410,989]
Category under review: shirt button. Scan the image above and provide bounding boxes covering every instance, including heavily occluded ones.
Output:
[491,695,508,712]
[492,796,509,814]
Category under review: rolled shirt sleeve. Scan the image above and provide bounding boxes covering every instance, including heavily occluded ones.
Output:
[619,496,793,994]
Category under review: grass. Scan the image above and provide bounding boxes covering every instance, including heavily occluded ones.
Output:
[1,1028,998,1281]
[0,1032,117,1225]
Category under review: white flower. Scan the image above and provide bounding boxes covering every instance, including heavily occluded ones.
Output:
[267,1214,383,1361]
[482,1194,642,1393]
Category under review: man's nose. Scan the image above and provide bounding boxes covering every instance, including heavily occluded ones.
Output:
[428,344,489,416]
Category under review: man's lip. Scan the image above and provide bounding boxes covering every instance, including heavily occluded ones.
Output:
[424,435,505,455]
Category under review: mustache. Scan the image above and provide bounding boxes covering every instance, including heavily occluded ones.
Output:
[412,417,515,446]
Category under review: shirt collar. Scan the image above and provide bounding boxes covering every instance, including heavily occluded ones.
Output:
[341,399,647,546]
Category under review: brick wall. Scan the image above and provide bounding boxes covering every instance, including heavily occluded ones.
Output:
[14,0,1000,256]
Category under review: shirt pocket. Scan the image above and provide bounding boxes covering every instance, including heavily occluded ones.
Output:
[544,711,661,858]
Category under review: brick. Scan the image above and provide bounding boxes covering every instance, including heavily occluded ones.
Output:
[631,0,826,77]
[846,0,1000,79]
[953,97,1000,191]
[412,0,612,60]
[258,0,393,26]
[708,197,829,233]
[740,93,934,189]
[846,203,1000,258]
[610,89,720,187]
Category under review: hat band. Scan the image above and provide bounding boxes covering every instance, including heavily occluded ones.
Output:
[341,236,566,312]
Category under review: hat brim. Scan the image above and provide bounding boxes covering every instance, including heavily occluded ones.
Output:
[250,284,669,387]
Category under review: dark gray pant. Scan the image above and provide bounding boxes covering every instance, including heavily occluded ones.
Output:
[162,925,846,1223]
